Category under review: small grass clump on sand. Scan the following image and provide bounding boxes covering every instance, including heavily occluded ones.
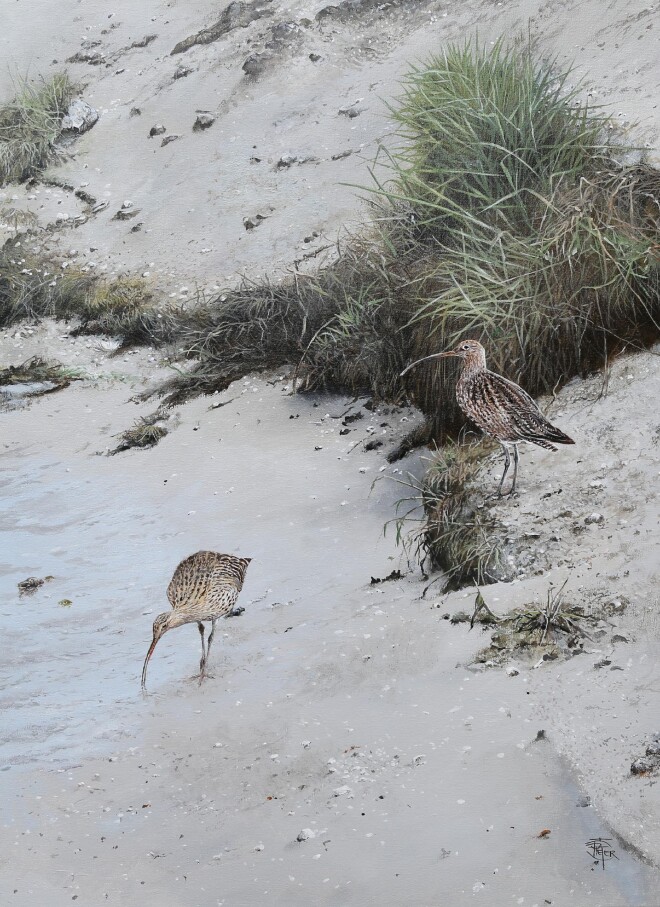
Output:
[109,410,171,454]
[465,583,600,666]
[0,73,76,185]
[388,439,508,589]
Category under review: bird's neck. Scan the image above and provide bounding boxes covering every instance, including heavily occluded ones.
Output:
[460,349,487,378]
[167,611,197,629]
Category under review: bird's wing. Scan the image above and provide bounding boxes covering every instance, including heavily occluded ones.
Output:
[464,371,570,445]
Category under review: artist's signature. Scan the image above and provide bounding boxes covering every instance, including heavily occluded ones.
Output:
[586,837,619,870]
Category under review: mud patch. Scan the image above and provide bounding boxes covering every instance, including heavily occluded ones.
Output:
[171,0,275,55]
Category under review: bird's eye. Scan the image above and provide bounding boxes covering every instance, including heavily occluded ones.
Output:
[462,344,469,350]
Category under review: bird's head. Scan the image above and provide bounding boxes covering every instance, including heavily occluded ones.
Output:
[400,339,485,376]
[141,611,175,691]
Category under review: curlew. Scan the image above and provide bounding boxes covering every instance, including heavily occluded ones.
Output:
[141,551,251,690]
[401,339,574,495]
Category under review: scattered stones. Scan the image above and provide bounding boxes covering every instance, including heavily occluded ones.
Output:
[161,135,181,147]
[584,512,604,524]
[149,124,167,138]
[130,107,142,117]
[61,99,99,133]
[331,149,353,160]
[309,53,322,62]
[505,665,520,677]
[193,113,216,132]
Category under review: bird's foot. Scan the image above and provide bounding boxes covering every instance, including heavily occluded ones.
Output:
[188,670,215,685]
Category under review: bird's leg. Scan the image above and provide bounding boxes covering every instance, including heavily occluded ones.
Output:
[497,443,511,497]
[510,445,520,495]
[199,619,217,684]
[197,621,206,674]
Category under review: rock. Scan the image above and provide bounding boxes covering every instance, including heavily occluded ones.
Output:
[645,742,660,756]
[161,135,181,147]
[171,1,274,55]
[131,34,158,48]
[332,785,353,798]
[576,795,591,807]
[174,64,193,79]
[296,828,316,842]
[130,107,142,116]
[331,149,353,160]
[505,665,520,677]
[193,113,216,132]
[67,50,104,65]
[61,99,99,133]
[243,214,267,230]
[584,512,604,524]
[338,104,362,118]
[112,207,141,221]
[242,53,268,77]
[149,124,167,137]
[309,53,322,62]
[631,758,655,775]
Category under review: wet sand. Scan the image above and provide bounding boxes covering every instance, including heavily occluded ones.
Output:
[1,338,659,904]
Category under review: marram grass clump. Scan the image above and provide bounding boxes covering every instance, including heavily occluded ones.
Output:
[374,38,660,438]
[0,73,76,185]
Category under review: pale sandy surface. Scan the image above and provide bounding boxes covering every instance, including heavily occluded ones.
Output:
[1,0,660,904]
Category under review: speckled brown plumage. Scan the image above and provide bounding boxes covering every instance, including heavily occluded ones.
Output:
[401,339,574,495]
[141,551,252,690]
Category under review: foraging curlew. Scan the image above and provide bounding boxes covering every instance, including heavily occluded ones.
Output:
[401,339,574,495]
[141,551,251,690]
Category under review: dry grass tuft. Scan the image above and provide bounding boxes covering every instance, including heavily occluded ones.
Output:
[387,439,508,590]
[109,410,171,454]
[0,73,76,185]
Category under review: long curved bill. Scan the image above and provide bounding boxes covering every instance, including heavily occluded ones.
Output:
[141,637,159,691]
[400,350,456,377]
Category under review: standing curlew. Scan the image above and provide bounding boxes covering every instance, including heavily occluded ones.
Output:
[141,551,251,690]
[401,339,574,495]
